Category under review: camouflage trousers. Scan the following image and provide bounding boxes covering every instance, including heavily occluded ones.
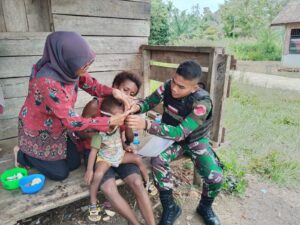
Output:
[151,137,223,198]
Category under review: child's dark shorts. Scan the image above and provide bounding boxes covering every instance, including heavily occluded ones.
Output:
[83,149,141,185]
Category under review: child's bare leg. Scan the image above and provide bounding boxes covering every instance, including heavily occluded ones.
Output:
[13,146,20,167]
[101,179,141,225]
[90,161,111,205]
[122,153,149,183]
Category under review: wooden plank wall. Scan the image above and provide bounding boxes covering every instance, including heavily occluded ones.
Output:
[0,0,150,157]
[0,0,51,32]
[141,46,230,146]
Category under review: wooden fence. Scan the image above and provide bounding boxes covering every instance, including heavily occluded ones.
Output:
[141,45,233,146]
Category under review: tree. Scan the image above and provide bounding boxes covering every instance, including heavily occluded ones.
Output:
[149,0,170,45]
[220,0,289,38]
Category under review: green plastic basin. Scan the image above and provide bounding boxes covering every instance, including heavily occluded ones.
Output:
[0,167,28,190]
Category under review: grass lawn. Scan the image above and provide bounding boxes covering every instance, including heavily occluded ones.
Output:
[150,79,300,192]
[219,81,300,192]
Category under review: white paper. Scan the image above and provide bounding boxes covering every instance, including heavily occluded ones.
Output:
[137,136,174,157]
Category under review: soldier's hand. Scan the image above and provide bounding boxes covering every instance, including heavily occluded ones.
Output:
[127,104,140,115]
[126,115,146,130]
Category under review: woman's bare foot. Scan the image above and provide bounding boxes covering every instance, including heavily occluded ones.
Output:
[13,146,20,167]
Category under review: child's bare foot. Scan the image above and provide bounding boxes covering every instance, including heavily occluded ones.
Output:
[13,146,20,167]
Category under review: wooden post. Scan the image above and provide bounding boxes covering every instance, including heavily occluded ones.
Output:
[211,54,231,145]
[142,49,151,98]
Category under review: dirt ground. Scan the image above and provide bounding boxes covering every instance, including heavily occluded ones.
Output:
[16,159,300,225]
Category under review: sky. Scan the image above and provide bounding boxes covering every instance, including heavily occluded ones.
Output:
[167,0,225,12]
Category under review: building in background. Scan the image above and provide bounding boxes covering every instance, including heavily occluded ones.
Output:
[271,0,300,68]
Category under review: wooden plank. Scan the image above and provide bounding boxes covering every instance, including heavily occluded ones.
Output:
[2,0,28,32]
[85,36,147,55]
[24,0,50,31]
[142,50,151,97]
[0,32,47,56]
[0,54,141,78]
[206,51,217,98]
[150,66,175,82]
[0,137,152,225]
[0,70,140,99]
[51,0,150,20]
[210,55,231,145]
[0,137,17,158]
[0,70,141,119]
[141,45,220,54]
[0,56,39,78]
[0,166,94,225]
[149,60,209,72]
[151,50,210,68]
[149,50,211,86]
[149,65,209,90]
[0,118,18,141]
[0,94,88,121]
[0,33,147,56]
[0,97,24,120]
[0,77,29,99]
[90,54,141,72]
[88,70,141,88]
[53,14,150,36]
[0,0,6,32]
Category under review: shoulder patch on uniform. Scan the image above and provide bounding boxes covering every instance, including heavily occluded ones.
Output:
[194,104,207,116]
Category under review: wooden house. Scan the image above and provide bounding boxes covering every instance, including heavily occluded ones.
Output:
[271,0,300,68]
[0,1,232,224]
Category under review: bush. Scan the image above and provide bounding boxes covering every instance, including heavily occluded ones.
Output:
[230,29,282,61]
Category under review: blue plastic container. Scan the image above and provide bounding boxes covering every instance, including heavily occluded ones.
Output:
[19,174,45,194]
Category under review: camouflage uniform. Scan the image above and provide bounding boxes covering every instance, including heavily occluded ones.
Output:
[138,80,223,198]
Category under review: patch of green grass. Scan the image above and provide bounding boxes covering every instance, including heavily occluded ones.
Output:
[248,150,300,186]
[219,81,300,192]
[219,150,248,195]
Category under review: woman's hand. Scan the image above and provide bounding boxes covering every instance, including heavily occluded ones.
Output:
[112,88,133,110]
[84,169,94,185]
[126,115,147,130]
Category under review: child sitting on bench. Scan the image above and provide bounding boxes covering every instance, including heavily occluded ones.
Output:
[84,95,149,222]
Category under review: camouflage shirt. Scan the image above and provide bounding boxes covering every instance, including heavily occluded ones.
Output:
[138,81,212,142]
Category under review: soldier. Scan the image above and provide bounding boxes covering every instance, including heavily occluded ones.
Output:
[126,61,223,225]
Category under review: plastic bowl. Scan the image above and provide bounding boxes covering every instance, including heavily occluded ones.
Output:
[0,167,28,190]
[19,174,45,194]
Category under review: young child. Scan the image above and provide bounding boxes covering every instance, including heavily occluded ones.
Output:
[84,95,149,222]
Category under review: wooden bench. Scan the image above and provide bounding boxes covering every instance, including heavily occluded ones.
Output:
[0,135,152,225]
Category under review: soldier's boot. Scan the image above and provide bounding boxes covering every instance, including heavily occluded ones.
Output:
[158,190,182,225]
[196,195,221,225]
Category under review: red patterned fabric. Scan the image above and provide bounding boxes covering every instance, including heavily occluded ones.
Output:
[18,71,112,161]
